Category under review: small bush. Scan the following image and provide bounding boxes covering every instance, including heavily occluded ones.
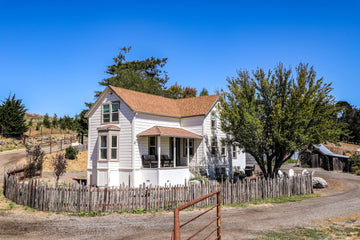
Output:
[128,208,146,214]
[351,166,359,172]
[51,153,68,185]
[118,210,125,214]
[233,171,246,181]
[355,170,360,176]
[8,202,15,210]
[189,177,207,184]
[216,174,227,183]
[26,145,45,178]
[302,163,310,168]
[65,146,78,160]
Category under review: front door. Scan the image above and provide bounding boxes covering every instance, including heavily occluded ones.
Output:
[170,138,181,166]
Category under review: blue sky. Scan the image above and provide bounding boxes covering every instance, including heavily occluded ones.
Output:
[0,1,359,117]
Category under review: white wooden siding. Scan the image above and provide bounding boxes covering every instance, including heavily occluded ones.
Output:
[134,113,180,169]
[87,91,134,186]
[180,116,203,135]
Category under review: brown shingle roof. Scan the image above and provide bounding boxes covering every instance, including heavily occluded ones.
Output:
[97,125,120,131]
[109,85,219,117]
[137,126,202,139]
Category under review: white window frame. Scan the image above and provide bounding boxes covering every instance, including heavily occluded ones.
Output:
[98,130,120,161]
[99,135,108,160]
[232,145,237,159]
[111,135,118,160]
[211,137,217,156]
[149,136,157,155]
[102,101,120,124]
[183,138,194,157]
[211,112,216,129]
[221,140,226,157]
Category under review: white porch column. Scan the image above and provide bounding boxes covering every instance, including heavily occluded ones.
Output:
[157,136,161,169]
[187,138,190,166]
[173,137,176,168]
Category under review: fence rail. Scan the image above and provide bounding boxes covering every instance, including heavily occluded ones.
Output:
[3,171,313,213]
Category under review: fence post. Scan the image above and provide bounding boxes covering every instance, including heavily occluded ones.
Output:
[77,186,81,213]
[174,208,180,240]
[103,187,108,212]
[217,190,221,239]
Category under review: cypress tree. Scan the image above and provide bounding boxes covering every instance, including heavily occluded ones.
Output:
[0,94,28,137]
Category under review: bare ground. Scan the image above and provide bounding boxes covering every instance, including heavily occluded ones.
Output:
[1,150,360,239]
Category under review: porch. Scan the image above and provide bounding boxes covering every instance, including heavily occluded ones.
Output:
[137,126,203,169]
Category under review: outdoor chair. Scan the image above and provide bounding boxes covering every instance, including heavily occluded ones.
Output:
[149,155,158,168]
[142,155,151,168]
[161,155,172,167]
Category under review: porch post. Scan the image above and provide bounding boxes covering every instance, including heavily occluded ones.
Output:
[173,137,176,168]
[187,138,190,166]
[158,136,161,169]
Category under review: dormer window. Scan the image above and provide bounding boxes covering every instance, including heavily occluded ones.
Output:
[102,102,119,124]
[211,112,216,129]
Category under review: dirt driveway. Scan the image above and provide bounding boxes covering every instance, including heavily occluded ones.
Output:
[1,151,360,239]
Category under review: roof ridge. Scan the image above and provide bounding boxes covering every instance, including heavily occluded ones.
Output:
[109,85,219,117]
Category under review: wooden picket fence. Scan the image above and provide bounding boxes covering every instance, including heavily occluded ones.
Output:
[3,171,313,213]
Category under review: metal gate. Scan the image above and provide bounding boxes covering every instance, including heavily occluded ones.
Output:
[172,190,221,240]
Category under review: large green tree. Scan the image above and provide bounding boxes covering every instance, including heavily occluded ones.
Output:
[337,101,360,144]
[0,94,29,137]
[220,63,345,178]
[74,109,88,144]
[96,46,169,97]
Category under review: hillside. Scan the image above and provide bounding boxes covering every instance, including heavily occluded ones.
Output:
[324,142,360,156]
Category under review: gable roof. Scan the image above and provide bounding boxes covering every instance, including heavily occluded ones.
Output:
[137,126,202,139]
[108,85,220,118]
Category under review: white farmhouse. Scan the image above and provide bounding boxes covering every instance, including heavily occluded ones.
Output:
[85,86,246,187]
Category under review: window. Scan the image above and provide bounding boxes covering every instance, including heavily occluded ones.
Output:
[221,142,226,156]
[99,133,119,161]
[111,135,118,159]
[211,112,216,129]
[103,105,110,123]
[232,145,237,158]
[102,102,119,123]
[211,137,217,156]
[149,136,157,155]
[112,103,119,122]
[183,139,194,157]
[100,135,107,160]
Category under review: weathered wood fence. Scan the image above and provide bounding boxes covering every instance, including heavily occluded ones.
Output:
[3,171,313,213]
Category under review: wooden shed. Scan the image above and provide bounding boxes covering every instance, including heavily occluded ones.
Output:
[299,144,350,172]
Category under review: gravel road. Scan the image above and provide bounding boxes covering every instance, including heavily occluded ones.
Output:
[1,150,360,239]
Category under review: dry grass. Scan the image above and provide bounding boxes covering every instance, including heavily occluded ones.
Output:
[17,150,87,173]
[43,151,87,173]
[324,142,360,156]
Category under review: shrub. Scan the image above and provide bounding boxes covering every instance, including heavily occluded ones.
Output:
[51,153,68,185]
[233,170,246,182]
[302,163,310,168]
[26,145,45,178]
[189,177,207,184]
[65,146,78,160]
[128,208,146,214]
[216,174,227,183]
[349,155,360,173]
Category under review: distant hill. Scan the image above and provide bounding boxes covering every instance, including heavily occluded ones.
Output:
[25,113,54,122]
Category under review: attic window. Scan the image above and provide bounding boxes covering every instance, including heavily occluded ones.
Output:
[211,112,216,129]
[102,102,119,124]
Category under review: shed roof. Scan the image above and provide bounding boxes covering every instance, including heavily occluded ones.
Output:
[314,144,349,159]
[137,126,202,139]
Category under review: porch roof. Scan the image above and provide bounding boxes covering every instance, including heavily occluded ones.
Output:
[137,126,202,139]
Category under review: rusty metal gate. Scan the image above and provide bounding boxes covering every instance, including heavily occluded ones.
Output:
[172,190,221,240]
